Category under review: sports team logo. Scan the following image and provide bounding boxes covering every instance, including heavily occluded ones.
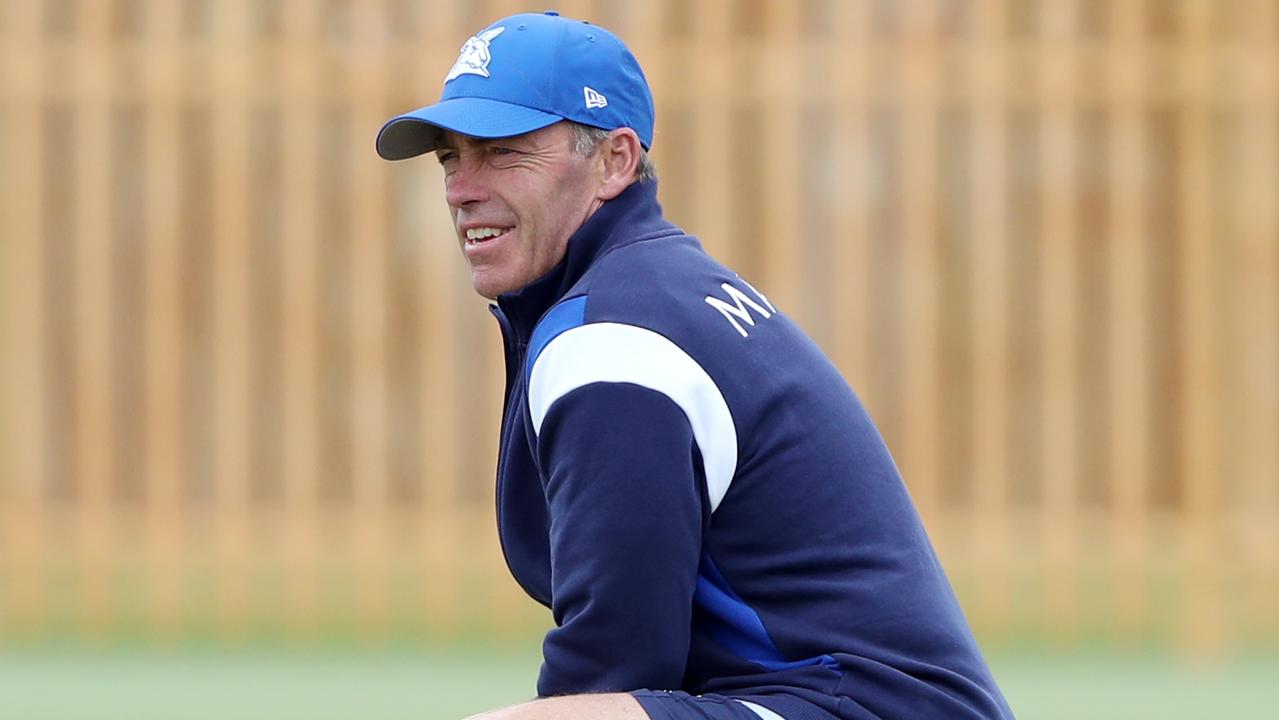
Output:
[445,26,505,83]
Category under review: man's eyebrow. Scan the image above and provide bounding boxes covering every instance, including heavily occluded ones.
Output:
[485,134,537,148]
[437,134,535,154]
[438,135,508,151]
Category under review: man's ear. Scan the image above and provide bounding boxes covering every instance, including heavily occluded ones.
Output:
[596,128,643,201]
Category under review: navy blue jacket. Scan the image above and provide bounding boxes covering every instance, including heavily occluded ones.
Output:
[491,181,1012,719]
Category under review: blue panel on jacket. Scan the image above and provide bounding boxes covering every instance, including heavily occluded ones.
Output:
[695,550,840,673]
[526,295,588,380]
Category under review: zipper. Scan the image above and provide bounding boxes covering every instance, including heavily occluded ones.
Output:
[490,303,520,413]
[489,304,545,604]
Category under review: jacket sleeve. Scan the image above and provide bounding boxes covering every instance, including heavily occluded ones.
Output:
[533,381,706,697]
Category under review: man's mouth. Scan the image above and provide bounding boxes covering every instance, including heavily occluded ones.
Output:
[465,226,512,245]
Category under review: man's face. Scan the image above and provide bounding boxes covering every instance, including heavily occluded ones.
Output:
[436,123,604,299]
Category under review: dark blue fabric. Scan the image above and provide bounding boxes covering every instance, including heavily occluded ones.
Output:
[535,383,702,695]
[489,180,1014,719]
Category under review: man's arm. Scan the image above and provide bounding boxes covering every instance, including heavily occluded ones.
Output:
[534,381,706,696]
[465,693,647,720]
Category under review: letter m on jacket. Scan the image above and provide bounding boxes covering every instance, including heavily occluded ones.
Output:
[705,281,776,338]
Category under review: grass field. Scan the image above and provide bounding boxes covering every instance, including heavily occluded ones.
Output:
[2,646,1276,719]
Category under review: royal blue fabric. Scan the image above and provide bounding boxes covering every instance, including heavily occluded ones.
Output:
[695,551,840,674]
[377,12,655,159]
[525,295,587,379]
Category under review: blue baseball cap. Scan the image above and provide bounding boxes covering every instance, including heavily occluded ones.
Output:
[376,11,655,160]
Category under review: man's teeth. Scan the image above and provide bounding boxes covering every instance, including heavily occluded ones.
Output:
[466,227,509,241]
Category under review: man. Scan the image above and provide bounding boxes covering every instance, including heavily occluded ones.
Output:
[377,11,1013,720]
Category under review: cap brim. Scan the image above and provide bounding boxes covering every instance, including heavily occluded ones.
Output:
[375,97,563,160]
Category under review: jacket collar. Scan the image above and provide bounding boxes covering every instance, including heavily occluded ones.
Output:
[494,180,672,343]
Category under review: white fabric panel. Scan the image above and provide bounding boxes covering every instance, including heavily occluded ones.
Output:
[738,700,786,720]
[528,322,738,513]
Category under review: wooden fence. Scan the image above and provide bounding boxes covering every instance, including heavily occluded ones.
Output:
[2,0,1276,655]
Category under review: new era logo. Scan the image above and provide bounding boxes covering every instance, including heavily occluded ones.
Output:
[583,86,608,109]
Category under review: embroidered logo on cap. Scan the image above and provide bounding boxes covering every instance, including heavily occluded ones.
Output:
[583,86,608,109]
[445,26,505,83]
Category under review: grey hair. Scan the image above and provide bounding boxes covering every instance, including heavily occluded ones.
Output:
[569,123,657,184]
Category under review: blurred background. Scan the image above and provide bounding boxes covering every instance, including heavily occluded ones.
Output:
[1,1,1276,717]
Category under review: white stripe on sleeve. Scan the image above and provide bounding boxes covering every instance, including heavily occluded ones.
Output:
[737,700,786,720]
[528,322,738,513]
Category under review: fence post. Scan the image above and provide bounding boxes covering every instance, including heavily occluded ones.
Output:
[970,0,1011,635]
[897,1,942,527]
[1237,0,1279,648]
[1108,0,1152,644]
[1037,0,1081,643]
[830,2,871,391]
[278,0,322,641]
[143,0,185,642]
[72,0,116,641]
[0,0,48,641]
[348,0,392,644]
[1176,0,1223,658]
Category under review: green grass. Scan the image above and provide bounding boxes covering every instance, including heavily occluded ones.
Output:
[991,651,1279,719]
[0,646,539,720]
[1,646,1276,719]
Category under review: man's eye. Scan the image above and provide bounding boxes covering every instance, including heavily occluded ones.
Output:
[437,151,457,164]
[489,146,516,156]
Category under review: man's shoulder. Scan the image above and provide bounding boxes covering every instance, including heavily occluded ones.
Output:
[531,230,790,374]
[589,228,708,292]
[526,227,800,406]
[573,232,744,331]
[523,233,733,396]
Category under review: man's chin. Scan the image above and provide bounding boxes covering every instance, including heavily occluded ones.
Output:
[471,271,518,300]
[472,283,501,301]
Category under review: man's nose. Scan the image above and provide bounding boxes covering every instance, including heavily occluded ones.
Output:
[445,160,489,209]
